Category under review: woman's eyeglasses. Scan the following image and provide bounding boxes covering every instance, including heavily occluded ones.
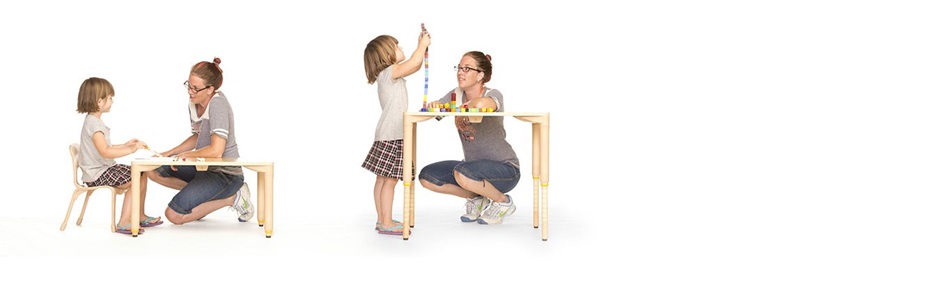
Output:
[454,66,483,73]
[183,81,212,93]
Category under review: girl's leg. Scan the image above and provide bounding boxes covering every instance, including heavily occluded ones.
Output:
[373,175,385,224]
[135,174,160,223]
[115,182,133,226]
[114,178,160,227]
[378,177,400,229]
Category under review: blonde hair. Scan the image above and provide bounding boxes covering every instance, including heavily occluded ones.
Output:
[76,77,114,113]
[191,57,224,90]
[363,35,398,84]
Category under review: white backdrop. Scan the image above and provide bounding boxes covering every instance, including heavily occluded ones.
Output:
[0,1,574,219]
[2,0,949,286]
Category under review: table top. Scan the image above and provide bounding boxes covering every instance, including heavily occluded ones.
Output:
[406,111,548,117]
[131,157,273,166]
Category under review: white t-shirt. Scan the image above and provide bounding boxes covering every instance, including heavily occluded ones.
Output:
[78,114,117,183]
[373,66,408,141]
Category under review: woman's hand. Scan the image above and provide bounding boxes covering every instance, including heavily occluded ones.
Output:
[166,152,188,171]
[462,97,496,110]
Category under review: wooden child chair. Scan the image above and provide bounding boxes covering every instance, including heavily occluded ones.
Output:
[60,143,127,232]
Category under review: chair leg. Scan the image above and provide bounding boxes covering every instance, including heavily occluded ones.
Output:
[76,190,94,226]
[60,189,84,231]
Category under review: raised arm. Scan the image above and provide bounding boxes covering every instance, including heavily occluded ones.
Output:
[391,31,431,79]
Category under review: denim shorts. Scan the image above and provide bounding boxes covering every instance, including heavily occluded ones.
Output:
[419,160,520,193]
[155,165,245,215]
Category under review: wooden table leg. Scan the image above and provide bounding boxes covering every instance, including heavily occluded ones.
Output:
[130,167,142,237]
[264,168,274,238]
[410,122,417,228]
[532,123,541,229]
[541,115,550,241]
[403,117,414,240]
[257,171,265,227]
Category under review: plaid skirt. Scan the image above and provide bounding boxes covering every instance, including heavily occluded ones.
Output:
[85,164,131,187]
[362,140,413,179]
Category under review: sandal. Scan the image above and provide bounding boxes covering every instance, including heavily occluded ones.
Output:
[375,220,402,231]
[115,223,144,235]
[140,216,164,228]
[377,222,409,235]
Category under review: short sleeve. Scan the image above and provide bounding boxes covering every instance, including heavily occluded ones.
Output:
[189,105,199,134]
[83,117,108,137]
[208,97,232,139]
[486,89,504,112]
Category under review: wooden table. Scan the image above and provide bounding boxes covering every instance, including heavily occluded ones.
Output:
[129,158,274,237]
[402,112,550,240]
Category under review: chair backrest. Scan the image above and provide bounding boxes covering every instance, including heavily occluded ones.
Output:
[69,143,83,188]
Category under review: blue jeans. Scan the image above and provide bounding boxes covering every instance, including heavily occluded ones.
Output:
[419,160,520,193]
[155,165,245,215]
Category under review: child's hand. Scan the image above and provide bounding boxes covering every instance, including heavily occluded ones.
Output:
[125,139,146,150]
[426,101,442,109]
[418,30,431,48]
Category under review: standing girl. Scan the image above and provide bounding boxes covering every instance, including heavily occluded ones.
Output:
[76,77,163,234]
[362,27,430,235]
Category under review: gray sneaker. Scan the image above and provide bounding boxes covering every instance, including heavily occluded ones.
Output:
[460,196,491,222]
[231,182,255,222]
[477,195,516,225]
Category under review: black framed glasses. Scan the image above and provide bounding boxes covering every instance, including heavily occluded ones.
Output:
[183,81,212,93]
[454,66,483,73]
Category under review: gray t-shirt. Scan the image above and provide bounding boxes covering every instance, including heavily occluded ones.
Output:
[188,91,242,175]
[79,114,117,183]
[434,87,519,167]
[373,66,408,141]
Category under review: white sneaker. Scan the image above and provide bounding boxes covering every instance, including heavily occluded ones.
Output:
[477,195,516,225]
[460,196,491,222]
[231,182,255,222]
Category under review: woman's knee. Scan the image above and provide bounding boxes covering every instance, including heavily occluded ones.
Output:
[165,207,185,225]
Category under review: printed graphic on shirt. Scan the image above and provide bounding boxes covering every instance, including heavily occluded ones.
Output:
[456,116,476,142]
